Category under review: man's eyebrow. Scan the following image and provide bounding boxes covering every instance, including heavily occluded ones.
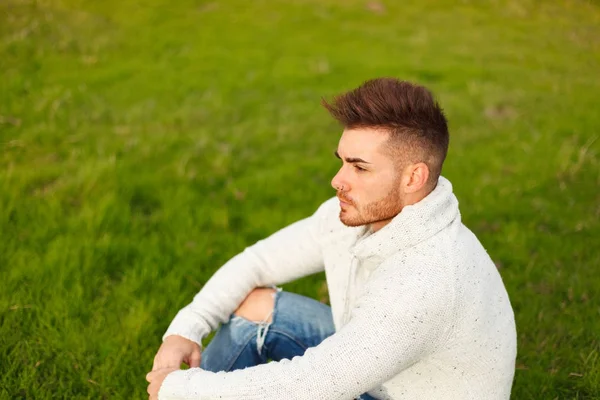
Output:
[334,151,371,164]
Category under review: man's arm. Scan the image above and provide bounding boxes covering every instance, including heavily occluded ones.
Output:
[157,255,454,400]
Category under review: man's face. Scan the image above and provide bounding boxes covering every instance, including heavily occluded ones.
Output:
[331,127,404,229]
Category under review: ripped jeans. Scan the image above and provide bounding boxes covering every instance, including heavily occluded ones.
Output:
[200,290,378,400]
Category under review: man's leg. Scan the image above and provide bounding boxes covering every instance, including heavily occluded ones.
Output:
[200,288,334,372]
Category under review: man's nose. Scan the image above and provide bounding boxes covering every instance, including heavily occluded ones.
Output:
[331,168,347,191]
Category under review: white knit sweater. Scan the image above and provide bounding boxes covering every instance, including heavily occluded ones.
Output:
[159,177,517,400]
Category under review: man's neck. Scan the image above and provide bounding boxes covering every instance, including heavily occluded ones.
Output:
[370,217,394,233]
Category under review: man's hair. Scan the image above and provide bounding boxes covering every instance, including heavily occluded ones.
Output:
[322,78,449,187]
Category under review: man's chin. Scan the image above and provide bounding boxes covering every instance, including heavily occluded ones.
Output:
[339,212,368,227]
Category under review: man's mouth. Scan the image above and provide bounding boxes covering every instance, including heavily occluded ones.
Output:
[337,195,353,206]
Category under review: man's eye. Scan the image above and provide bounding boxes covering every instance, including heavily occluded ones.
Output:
[354,165,366,172]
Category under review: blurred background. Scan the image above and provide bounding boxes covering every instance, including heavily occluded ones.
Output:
[1,0,599,398]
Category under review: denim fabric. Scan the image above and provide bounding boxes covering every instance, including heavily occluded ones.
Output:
[200,290,378,400]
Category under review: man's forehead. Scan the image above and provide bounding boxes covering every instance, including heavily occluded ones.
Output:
[337,128,390,156]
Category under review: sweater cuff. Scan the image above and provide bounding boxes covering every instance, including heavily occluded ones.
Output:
[158,369,209,400]
[162,308,207,346]
[158,369,186,399]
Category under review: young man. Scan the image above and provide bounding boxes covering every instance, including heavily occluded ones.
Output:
[146,78,517,399]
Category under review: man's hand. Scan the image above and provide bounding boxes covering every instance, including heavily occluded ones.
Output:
[146,367,178,400]
[152,335,201,371]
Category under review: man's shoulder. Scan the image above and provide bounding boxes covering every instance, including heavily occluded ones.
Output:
[315,196,339,213]
[313,197,342,228]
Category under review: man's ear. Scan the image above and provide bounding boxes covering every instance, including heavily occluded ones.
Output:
[402,162,430,194]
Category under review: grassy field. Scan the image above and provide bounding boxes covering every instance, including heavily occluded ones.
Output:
[1,0,599,398]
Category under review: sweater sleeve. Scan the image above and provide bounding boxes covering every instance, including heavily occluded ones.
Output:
[162,200,332,345]
[158,255,454,400]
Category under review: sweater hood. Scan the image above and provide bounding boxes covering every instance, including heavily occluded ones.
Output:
[351,176,460,267]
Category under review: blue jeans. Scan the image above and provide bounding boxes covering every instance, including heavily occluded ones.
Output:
[200,290,377,400]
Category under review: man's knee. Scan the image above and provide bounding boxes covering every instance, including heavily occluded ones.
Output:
[234,287,276,323]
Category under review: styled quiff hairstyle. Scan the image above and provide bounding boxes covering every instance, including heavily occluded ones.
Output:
[322,78,449,187]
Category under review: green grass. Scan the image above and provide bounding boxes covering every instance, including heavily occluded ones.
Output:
[1,0,599,398]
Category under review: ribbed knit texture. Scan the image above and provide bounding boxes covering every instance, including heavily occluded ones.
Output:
[159,177,517,400]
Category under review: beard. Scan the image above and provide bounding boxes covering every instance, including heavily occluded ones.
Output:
[338,184,404,227]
